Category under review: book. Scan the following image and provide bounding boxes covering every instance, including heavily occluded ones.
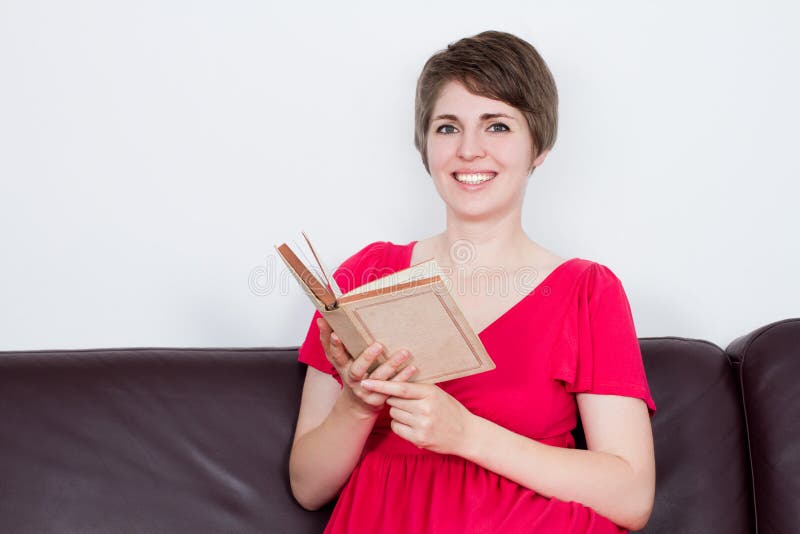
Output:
[276,233,495,384]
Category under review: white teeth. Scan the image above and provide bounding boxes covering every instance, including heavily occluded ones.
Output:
[454,173,495,184]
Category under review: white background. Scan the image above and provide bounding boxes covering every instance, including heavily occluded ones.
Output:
[1,0,798,351]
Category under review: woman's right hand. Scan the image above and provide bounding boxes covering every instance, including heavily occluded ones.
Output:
[317,317,416,417]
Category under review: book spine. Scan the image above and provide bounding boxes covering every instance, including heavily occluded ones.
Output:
[276,244,337,310]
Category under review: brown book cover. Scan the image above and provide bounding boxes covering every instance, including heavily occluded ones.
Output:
[276,233,495,384]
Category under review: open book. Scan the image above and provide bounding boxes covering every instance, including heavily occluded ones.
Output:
[276,233,495,383]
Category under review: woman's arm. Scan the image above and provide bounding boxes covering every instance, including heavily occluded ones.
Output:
[361,380,655,531]
[289,367,380,511]
[463,393,655,531]
[289,319,416,511]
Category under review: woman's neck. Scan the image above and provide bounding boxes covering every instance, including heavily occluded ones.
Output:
[432,209,536,271]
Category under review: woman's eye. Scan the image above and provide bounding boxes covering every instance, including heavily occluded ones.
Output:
[436,124,458,134]
[488,123,510,132]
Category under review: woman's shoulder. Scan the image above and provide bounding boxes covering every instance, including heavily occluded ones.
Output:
[555,257,637,315]
[559,256,624,282]
[545,256,631,302]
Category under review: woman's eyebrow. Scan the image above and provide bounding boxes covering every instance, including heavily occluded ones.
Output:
[432,114,459,122]
[432,113,517,121]
[480,113,517,121]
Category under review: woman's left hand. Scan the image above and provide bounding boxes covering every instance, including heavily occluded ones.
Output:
[360,379,476,455]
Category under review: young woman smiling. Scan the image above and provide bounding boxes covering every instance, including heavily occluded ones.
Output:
[289,30,656,533]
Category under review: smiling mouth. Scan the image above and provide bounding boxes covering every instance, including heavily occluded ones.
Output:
[452,172,496,185]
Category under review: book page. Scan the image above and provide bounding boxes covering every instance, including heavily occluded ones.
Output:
[301,231,342,298]
[344,258,441,297]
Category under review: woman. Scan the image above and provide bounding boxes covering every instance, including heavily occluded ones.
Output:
[289,30,656,533]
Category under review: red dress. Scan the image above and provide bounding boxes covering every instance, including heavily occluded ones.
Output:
[298,241,656,534]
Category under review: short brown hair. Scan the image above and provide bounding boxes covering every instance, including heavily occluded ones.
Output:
[414,30,559,173]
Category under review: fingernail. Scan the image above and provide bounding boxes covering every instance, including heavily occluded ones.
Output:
[361,379,373,388]
[330,333,340,345]
[369,343,382,356]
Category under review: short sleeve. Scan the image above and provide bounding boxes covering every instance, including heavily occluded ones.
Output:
[551,263,657,416]
[296,241,393,385]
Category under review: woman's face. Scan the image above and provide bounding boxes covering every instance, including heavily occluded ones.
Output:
[426,80,548,222]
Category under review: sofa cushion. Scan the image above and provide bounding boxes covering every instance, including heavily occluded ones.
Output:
[727,318,800,534]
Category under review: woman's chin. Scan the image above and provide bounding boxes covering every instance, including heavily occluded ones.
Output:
[445,201,515,223]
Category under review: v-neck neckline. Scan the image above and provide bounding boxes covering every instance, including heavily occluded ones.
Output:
[475,257,579,335]
[403,240,579,336]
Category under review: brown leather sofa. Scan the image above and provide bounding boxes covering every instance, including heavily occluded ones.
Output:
[1,318,797,533]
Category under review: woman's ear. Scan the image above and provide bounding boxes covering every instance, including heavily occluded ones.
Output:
[529,148,551,174]
[533,148,550,167]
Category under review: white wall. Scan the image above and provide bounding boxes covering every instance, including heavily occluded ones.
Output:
[1,0,798,351]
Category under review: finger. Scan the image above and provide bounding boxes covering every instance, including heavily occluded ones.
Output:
[388,406,415,426]
[390,365,417,382]
[317,317,338,361]
[390,419,418,446]
[327,332,351,368]
[389,406,416,427]
[317,317,331,353]
[366,350,410,381]
[347,342,383,382]
[390,364,418,383]
[360,391,390,407]
[360,378,427,399]
[385,396,417,412]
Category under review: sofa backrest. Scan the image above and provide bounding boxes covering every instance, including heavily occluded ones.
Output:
[0,347,331,534]
[635,338,751,533]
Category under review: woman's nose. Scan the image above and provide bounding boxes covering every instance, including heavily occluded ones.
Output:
[457,129,486,160]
